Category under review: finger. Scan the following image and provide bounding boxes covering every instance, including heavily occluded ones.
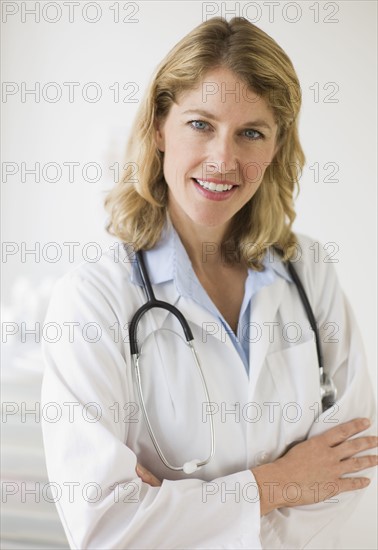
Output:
[336,476,371,494]
[336,436,378,460]
[136,464,161,486]
[338,455,378,475]
[323,418,371,447]
[136,463,162,487]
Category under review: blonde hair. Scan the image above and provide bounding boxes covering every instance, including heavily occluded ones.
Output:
[104,16,305,270]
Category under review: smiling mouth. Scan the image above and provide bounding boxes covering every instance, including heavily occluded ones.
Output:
[192,178,236,193]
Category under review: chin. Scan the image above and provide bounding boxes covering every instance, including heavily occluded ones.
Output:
[169,199,233,231]
[189,211,232,229]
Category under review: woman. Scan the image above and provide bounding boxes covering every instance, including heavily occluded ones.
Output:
[41,17,377,549]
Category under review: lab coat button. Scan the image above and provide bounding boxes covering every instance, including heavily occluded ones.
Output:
[254,451,270,465]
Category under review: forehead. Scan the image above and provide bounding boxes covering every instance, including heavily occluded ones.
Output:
[173,67,275,122]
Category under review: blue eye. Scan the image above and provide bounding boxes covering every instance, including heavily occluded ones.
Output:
[188,120,264,140]
[189,120,209,131]
[243,129,263,140]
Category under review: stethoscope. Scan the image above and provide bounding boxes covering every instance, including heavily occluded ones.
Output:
[128,247,337,475]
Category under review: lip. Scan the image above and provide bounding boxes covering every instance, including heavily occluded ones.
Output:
[191,178,238,201]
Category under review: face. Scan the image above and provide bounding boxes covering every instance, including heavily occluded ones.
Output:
[155,66,278,234]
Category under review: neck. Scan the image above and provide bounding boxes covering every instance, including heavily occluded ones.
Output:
[167,209,231,271]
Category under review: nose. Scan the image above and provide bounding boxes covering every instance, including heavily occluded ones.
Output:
[204,133,239,176]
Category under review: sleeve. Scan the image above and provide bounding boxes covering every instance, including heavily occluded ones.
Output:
[260,237,377,549]
[40,273,262,550]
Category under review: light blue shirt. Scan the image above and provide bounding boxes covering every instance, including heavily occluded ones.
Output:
[130,219,292,375]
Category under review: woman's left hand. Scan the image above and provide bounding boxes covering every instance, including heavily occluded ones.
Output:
[136,463,162,487]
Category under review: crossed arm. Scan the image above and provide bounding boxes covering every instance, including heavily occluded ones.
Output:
[136,417,378,515]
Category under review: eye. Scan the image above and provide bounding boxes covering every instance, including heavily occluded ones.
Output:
[243,129,264,140]
[188,120,210,131]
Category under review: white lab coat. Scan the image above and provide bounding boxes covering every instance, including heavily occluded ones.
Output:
[41,231,376,550]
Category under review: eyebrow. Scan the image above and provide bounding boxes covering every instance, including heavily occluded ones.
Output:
[182,109,274,130]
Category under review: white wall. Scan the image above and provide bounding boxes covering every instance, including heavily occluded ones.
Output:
[2,1,377,548]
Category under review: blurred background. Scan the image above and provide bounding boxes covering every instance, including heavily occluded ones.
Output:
[1,1,377,548]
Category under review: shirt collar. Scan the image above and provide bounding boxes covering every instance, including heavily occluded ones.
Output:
[130,216,293,290]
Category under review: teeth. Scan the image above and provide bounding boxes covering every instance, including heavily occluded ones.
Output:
[195,179,234,192]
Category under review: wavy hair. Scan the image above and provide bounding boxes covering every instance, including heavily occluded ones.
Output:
[104,16,305,269]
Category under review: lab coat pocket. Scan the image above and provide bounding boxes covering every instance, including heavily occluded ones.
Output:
[265,336,322,448]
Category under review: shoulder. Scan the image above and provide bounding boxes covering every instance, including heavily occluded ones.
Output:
[55,241,133,285]
[47,242,139,318]
[291,231,344,316]
[294,231,339,274]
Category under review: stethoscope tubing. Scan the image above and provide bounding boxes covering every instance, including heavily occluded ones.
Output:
[285,259,324,374]
[128,250,194,355]
[126,245,337,473]
[129,249,215,472]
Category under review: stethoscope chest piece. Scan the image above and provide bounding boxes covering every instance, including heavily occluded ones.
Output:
[320,369,338,411]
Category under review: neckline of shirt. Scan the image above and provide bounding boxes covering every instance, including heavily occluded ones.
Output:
[129,215,293,292]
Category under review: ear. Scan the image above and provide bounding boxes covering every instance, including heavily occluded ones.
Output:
[154,119,165,152]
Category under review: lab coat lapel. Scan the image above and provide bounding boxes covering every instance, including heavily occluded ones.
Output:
[141,280,181,333]
[248,276,287,393]
[177,294,246,355]
[147,279,245,352]
[178,295,249,381]
[139,281,220,339]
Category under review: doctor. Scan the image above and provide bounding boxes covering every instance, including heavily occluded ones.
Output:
[41,16,377,550]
